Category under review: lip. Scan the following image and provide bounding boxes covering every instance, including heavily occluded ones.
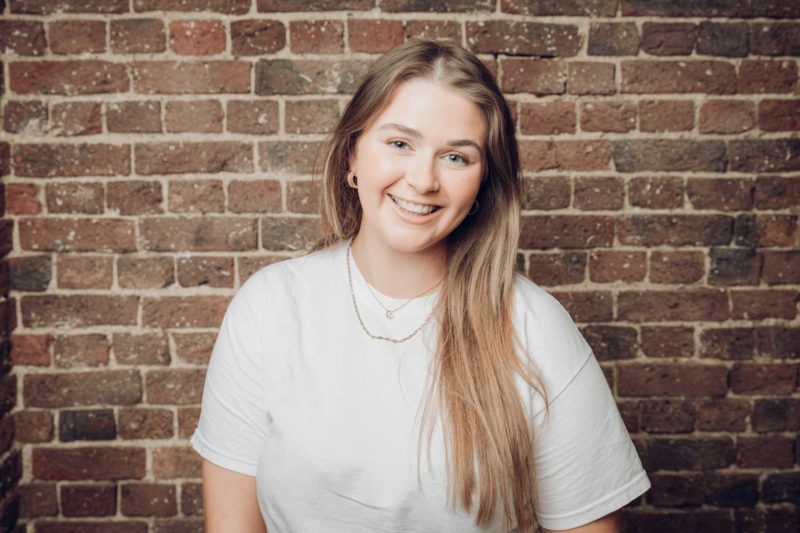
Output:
[387,193,442,224]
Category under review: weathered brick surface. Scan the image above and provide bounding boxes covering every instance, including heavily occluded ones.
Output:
[3,2,798,531]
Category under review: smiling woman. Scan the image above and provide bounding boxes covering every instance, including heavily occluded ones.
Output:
[191,38,650,533]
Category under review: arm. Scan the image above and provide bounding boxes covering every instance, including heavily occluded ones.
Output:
[542,509,621,533]
[202,458,268,533]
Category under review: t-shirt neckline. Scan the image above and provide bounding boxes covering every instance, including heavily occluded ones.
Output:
[341,237,440,320]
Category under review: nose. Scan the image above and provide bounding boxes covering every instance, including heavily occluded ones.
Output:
[403,153,440,193]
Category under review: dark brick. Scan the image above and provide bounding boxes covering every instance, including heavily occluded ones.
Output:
[641,22,696,55]
[762,472,800,504]
[61,483,116,517]
[621,0,746,16]
[697,22,748,57]
[500,0,617,16]
[750,23,800,55]
[466,21,581,56]
[613,140,726,172]
[588,22,640,55]
[642,437,736,470]
[703,474,759,507]
[729,139,800,172]
[59,409,116,442]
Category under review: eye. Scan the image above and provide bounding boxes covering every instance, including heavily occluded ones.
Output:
[389,140,408,150]
[447,153,469,165]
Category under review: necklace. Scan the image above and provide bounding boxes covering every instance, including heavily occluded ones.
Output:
[361,260,443,320]
[346,241,438,343]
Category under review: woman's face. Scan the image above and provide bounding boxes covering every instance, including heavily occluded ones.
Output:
[349,78,487,254]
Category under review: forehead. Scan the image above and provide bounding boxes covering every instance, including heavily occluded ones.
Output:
[366,79,486,141]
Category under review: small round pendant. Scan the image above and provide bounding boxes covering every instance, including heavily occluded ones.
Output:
[386,310,394,319]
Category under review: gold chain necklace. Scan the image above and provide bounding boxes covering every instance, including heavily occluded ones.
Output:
[346,241,438,343]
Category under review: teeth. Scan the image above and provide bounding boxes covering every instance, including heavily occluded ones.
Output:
[390,195,438,215]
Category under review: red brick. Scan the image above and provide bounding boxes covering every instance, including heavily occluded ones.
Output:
[729,139,800,172]
[53,333,110,368]
[106,101,161,134]
[142,297,228,328]
[133,0,249,13]
[177,257,234,288]
[118,408,174,440]
[19,218,136,252]
[762,251,800,285]
[614,140,726,172]
[638,100,694,132]
[33,447,145,481]
[51,102,102,137]
[628,176,684,209]
[110,18,166,53]
[261,217,322,252]
[168,180,224,213]
[10,0,128,13]
[467,21,581,56]
[254,59,369,96]
[4,184,41,215]
[35,521,148,533]
[256,0,371,10]
[139,217,257,252]
[621,60,736,94]
[258,141,320,173]
[231,19,285,56]
[521,176,570,210]
[181,482,203,516]
[135,142,252,175]
[618,364,728,397]
[567,62,615,95]
[146,369,206,405]
[750,215,797,247]
[520,215,614,249]
[527,252,586,287]
[737,436,795,469]
[687,178,753,211]
[287,180,322,214]
[641,22,696,55]
[698,100,755,134]
[3,100,47,134]
[730,364,797,395]
[45,182,103,215]
[9,334,51,367]
[164,100,223,134]
[19,482,57,518]
[588,22,640,56]
[730,289,798,320]
[61,483,116,517]
[403,20,461,42]
[14,410,53,443]
[23,370,142,408]
[750,23,800,55]
[169,20,225,55]
[177,408,200,439]
[758,99,800,131]
[589,251,646,283]
[114,333,171,366]
[0,20,46,56]
[152,447,201,479]
[10,61,129,95]
[580,101,635,133]
[573,176,624,210]
[650,251,705,285]
[49,20,106,54]
[227,100,279,135]
[289,20,344,54]
[107,181,164,216]
[56,255,112,290]
[121,483,176,517]
[550,290,613,323]
[619,214,732,247]
[754,326,800,359]
[696,399,749,432]
[640,326,694,358]
[173,332,216,365]
[133,61,250,94]
[501,58,566,95]
[13,143,130,178]
[519,102,575,135]
[117,256,174,289]
[737,60,798,94]
[227,179,281,213]
[501,0,617,15]
[348,19,404,53]
[619,289,729,322]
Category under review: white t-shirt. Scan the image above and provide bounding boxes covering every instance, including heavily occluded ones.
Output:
[190,237,650,532]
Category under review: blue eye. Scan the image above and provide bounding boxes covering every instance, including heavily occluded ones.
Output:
[448,153,469,165]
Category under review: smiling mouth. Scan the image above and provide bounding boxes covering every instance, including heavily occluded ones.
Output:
[388,194,441,215]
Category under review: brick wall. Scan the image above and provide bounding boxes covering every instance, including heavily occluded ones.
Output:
[1,0,798,531]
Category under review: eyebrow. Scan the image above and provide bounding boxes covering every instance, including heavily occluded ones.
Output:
[377,122,483,153]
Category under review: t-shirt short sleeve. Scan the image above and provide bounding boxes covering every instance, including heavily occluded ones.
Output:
[532,350,651,530]
[190,271,269,477]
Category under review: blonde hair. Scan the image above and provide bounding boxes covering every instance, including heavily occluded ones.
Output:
[310,38,550,532]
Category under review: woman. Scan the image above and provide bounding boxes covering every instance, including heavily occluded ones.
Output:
[191,39,650,532]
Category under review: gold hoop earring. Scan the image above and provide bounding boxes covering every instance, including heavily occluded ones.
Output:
[346,170,358,188]
[468,199,479,215]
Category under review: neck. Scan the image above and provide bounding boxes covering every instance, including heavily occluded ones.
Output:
[349,229,446,299]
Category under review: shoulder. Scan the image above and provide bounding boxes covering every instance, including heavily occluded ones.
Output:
[511,273,593,406]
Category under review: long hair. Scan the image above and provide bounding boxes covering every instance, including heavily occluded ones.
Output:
[310,38,550,532]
